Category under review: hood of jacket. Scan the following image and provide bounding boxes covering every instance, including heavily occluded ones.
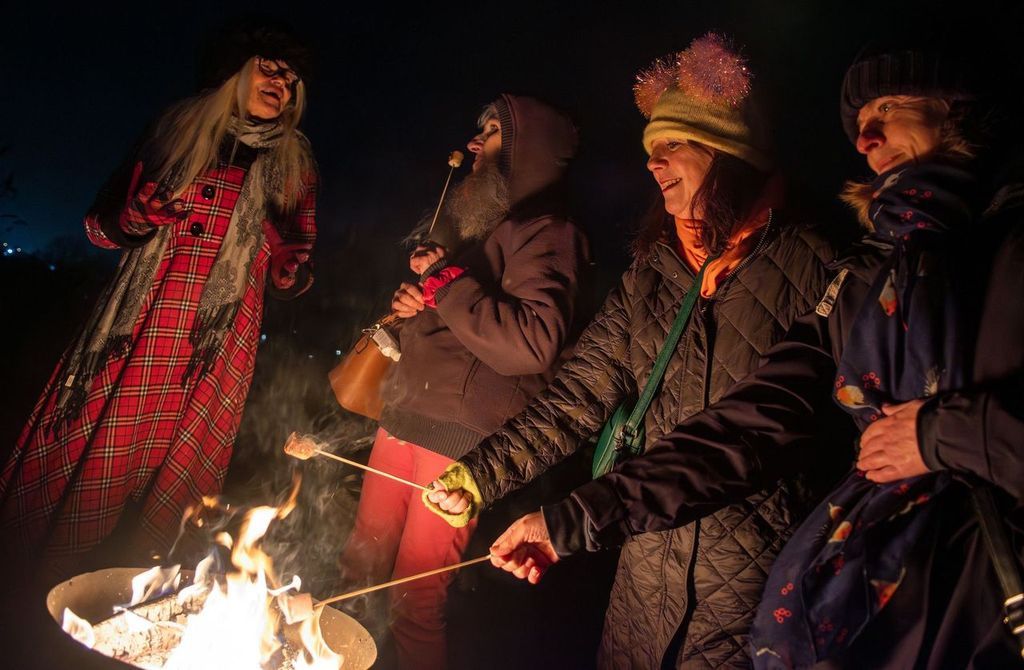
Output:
[494,94,578,217]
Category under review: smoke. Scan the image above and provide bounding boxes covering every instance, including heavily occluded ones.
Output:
[213,183,447,645]
[219,331,373,588]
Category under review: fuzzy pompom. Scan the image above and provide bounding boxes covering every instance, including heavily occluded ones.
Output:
[634,56,678,118]
[676,33,752,108]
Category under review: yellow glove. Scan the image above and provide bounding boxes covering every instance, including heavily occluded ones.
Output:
[421,462,483,528]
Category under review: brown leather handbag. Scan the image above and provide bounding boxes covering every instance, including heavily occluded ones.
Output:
[328,314,402,420]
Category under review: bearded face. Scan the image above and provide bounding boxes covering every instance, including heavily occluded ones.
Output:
[444,159,511,241]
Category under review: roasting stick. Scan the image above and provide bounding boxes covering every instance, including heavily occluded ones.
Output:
[426,150,465,237]
[284,432,428,492]
[356,151,466,353]
[310,449,428,492]
[317,556,492,608]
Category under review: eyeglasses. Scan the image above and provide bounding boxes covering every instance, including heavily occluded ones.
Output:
[256,57,301,89]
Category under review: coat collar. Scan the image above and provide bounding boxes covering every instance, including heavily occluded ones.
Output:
[648,240,697,292]
[646,214,777,294]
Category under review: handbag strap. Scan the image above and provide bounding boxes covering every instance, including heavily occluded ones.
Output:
[969,483,1024,656]
[621,255,716,442]
[379,313,402,328]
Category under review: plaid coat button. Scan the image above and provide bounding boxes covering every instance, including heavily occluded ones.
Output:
[201,185,215,199]
[189,222,204,237]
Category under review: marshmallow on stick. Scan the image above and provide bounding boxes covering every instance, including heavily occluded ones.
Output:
[283,432,318,460]
[283,432,428,491]
[278,592,314,624]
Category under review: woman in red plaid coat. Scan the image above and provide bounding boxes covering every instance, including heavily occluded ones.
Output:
[0,22,317,583]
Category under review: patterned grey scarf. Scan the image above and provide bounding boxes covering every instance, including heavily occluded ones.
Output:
[51,117,284,432]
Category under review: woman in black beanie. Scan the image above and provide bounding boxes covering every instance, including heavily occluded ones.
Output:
[748,45,1024,667]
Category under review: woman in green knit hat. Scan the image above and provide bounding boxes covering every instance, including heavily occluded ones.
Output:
[425,33,851,668]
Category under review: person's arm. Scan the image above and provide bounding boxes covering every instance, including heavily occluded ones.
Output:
[267,169,317,300]
[859,221,1024,500]
[544,304,847,555]
[917,376,1024,500]
[432,216,588,376]
[426,268,636,522]
[918,221,1024,500]
[84,156,188,249]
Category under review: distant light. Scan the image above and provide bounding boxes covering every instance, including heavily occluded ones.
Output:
[15,248,21,253]
[3,248,12,256]
[335,349,342,356]
[1,242,7,247]
[48,264,56,271]
[260,333,268,342]
[307,354,314,359]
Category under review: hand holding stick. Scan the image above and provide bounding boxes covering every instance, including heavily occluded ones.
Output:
[488,511,560,584]
[283,432,428,492]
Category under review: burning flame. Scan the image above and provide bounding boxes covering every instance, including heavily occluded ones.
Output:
[62,476,343,669]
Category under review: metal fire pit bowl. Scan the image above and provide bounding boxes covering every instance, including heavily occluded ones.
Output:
[44,567,376,670]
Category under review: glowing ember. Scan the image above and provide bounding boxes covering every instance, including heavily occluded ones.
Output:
[60,479,344,669]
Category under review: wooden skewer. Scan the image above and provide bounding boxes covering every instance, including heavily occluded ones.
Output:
[426,165,457,238]
[317,555,491,608]
[425,151,464,238]
[284,433,429,492]
[311,448,429,492]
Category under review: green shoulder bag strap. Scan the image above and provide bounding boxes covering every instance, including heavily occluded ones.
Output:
[592,256,716,478]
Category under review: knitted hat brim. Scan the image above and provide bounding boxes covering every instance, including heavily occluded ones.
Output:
[839,48,974,144]
[643,121,772,171]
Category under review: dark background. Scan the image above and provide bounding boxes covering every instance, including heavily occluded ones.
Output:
[1,1,1021,668]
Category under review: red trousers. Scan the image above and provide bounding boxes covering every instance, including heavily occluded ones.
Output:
[341,429,476,670]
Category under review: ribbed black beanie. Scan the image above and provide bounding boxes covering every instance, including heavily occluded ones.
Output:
[840,43,974,143]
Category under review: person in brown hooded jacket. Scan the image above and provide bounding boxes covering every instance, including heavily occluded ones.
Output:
[339,94,588,669]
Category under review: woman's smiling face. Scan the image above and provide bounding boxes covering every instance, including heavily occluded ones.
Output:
[646,138,715,219]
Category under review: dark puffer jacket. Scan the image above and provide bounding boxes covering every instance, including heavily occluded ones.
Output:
[461,215,849,668]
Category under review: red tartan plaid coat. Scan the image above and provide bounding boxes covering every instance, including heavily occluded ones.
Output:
[0,141,316,581]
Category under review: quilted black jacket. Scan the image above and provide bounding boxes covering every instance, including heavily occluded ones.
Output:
[461,213,848,668]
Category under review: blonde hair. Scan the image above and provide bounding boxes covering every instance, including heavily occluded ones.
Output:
[149,57,313,211]
[840,99,975,229]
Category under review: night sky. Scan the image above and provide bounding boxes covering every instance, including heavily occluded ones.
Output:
[4,1,1020,258]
